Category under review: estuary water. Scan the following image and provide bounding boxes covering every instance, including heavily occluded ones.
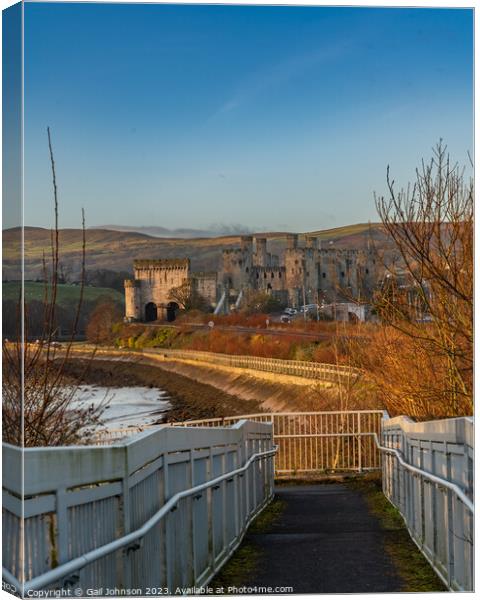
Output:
[72,385,171,430]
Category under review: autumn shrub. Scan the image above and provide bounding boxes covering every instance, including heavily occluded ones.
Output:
[86,300,123,344]
[312,344,338,364]
[349,325,471,419]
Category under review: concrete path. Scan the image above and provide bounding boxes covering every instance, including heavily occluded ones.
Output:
[243,484,404,594]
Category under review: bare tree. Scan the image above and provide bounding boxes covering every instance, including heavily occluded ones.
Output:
[168,280,208,312]
[2,128,107,446]
[356,141,473,418]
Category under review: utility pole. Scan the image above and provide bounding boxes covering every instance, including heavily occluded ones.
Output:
[302,284,307,326]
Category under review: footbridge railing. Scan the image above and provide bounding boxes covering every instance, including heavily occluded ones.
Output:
[147,348,361,383]
[74,344,361,384]
[4,411,473,594]
[95,410,384,474]
[378,415,474,592]
[93,411,474,591]
[2,420,275,596]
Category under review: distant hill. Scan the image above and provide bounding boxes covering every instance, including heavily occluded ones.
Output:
[90,224,257,238]
[3,223,391,280]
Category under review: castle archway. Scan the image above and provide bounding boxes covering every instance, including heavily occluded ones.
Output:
[166,302,179,322]
[145,302,157,322]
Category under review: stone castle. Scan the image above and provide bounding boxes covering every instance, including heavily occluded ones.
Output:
[124,234,378,322]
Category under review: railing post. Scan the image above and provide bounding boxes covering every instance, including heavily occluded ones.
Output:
[445,447,455,588]
[189,449,196,585]
[252,438,258,511]
[429,441,437,559]
[357,413,362,472]
[163,453,173,594]
[419,443,425,545]
[233,447,240,538]
[207,445,214,573]
[55,487,69,567]
[221,450,227,557]
[121,471,132,589]
[243,437,250,519]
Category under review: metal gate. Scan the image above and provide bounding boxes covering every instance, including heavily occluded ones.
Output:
[171,411,384,475]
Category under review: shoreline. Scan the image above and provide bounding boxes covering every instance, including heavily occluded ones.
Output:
[62,349,381,418]
[61,358,263,422]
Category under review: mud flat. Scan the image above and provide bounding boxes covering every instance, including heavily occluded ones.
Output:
[62,358,262,422]
[64,349,380,418]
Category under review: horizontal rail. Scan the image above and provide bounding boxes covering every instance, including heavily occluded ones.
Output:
[174,411,383,475]
[274,432,378,439]
[2,568,20,593]
[93,410,385,444]
[372,433,473,513]
[93,411,384,476]
[175,410,384,423]
[151,348,361,380]
[20,446,277,593]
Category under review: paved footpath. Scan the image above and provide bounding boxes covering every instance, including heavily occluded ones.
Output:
[243,484,404,594]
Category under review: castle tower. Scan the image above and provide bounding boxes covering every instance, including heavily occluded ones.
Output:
[124,279,141,321]
[220,236,253,291]
[303,236,319,301]
[286,233,298,249]
[284,234,303,306]
[254,237,268,267]
[240,235,253,252]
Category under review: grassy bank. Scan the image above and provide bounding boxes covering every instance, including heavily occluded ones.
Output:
[3,281,124,307]
[112,322,352,364]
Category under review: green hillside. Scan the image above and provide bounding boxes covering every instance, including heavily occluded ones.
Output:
[3,282,124,307]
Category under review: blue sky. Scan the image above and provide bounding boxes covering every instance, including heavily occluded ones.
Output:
[19,2,473,232]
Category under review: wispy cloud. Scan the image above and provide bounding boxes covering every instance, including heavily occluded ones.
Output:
[211,41,351,119]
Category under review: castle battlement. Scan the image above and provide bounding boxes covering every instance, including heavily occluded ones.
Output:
[222,248,249,255]
[134,258,190,270]
[124,278,140,288]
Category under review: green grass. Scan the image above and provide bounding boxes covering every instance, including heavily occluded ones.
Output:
[3,281,124,307]
[347,474,446,592]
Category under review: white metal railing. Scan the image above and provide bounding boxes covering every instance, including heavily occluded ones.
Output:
[146,348,361,383]
[71,344,361,384]
[94,411,384,475]
[2,420,275,595]
[378,415,473,592]
[91,411,475,592]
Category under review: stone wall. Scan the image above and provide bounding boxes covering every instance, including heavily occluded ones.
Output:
[192,272,218,306]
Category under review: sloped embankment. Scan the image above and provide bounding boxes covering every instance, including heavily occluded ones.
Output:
[68,347,381,416]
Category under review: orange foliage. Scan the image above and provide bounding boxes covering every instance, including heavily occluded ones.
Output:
[184,329,303,360]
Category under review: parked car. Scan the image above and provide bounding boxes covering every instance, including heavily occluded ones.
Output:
[284,307,297,316]
[300,304,319,313]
